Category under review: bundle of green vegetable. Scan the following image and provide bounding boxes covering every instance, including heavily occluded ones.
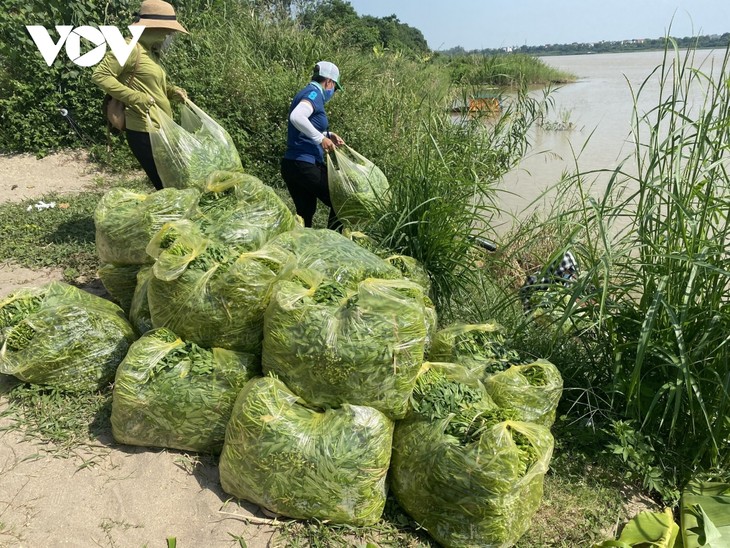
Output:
[262,272,429,419]
[149,101,242,190]
[484,359,563,426]
[429,322,522,377]
[391,362,554,548]
[98,263,142,314]
[194,170,296,251]
[0,282,135,392]
[94,187,199,265]
[111,327,259,453]
[219,376,393,525]
[147,220,295,353]
[327,145,389,227]
[268,228,401,286]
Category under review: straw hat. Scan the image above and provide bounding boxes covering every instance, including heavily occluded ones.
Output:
[132,0,189,34]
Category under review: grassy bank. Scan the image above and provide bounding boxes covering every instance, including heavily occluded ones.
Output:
[4,1,729,544]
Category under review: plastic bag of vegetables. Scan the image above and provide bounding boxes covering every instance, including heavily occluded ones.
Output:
[262,271,430,419]
[148,100,242,190]
[98,263,142,314]
[219,376,393,525]
[428,322,522,377]
[0,282,135,392]
[268,228,401,287]
[194,170,296,251]
[94,187,199,265]
[390,362,554,548]
[484,359,563,426]
[327,145,389,227]
[146,220,295,353]
[111,327,259,453]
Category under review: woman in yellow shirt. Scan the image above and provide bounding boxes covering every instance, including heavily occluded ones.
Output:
[92,0,188,190]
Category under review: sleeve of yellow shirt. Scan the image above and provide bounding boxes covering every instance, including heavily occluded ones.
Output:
[91,47,150,109]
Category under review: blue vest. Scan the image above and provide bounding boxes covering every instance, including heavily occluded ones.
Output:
[284,82,329,164]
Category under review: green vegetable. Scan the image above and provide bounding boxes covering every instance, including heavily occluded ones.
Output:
[262,273,430,419]
[193,170,296,252]
[429,322,522,377]
[391,362,554,547]
[484,359,563,426]
[111,327,259,453]
[94,187,199,265]
[327,145,389,227]
[0,282,136,392]
[147,221,295,353]
[385,254,432,294]
[98,263,142,314]
[150,101,242,190]
[219,376,393,525]
[268,228,401,286]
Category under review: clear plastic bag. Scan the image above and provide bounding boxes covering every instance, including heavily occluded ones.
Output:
[484,359,563,427]
[0,282,135,392]
[262,271,430,419]
[146,220,295,353]
[94,187,199,265]
[111,327,259,453]
[149,100,242,189]
[219,376,393,525]
[327,145,389,227]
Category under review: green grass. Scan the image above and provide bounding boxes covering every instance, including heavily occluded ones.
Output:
[1,381,111,451]
[0,177,151,283]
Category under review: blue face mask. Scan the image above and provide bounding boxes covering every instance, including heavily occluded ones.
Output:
[323,87,335,102]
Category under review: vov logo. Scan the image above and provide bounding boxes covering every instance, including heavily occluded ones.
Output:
[26,25,145,67]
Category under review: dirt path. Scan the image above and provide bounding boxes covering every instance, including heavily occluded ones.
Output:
[0,152,277,547]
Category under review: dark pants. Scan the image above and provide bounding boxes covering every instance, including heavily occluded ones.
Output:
[280,158,341,230]
[126,129,164,190]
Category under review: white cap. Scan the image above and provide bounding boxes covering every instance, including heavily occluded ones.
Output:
[313,61,343,91]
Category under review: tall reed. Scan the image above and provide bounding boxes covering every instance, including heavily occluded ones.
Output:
[497,41,730,489]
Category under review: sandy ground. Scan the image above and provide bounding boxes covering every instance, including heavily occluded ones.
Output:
[0,152,278,547]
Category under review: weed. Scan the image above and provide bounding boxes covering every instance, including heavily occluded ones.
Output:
[2,383,112,452]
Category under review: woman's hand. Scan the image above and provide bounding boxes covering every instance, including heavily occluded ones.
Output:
[321,136,337,153]
[173,88,188,102]
[329,132,345,146]
[322,132,345,152]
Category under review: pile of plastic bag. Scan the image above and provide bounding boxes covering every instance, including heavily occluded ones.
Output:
[85,110,566,542]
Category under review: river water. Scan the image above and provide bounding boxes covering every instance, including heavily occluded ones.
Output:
[498,48,728,223]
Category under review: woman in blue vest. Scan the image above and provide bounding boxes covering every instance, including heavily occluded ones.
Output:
[281,61,344,230]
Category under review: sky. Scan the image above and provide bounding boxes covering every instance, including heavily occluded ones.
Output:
[346,0,730,51]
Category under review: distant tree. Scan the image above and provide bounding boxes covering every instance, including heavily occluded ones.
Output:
[297,0,430,54]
